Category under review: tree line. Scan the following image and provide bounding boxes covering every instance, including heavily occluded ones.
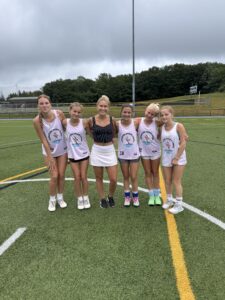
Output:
[6,62,225,103]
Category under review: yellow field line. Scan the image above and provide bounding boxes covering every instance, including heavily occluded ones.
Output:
[159,168,195,300]
[0,166,47,183]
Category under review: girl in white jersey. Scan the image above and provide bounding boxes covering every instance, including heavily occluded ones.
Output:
[160,106,188,214]
[62,102,90,210]
[33,95,67,212]
[116,104,140,207]
[137,103,162,206]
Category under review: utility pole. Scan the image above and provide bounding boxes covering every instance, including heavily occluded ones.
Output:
[132,0,135,116]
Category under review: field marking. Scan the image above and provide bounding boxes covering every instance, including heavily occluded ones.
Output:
[0,166,47,183]
[1,177,225,231]
[0,176,196,299]
[159,169,195,300]
[0,227,27,256]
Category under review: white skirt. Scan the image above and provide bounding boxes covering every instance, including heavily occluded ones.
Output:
[90,144,117,167]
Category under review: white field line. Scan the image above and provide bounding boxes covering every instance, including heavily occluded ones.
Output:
[0,227,27,256]
[1,178,225,232]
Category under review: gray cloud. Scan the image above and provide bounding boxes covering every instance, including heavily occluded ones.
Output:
[1,0,225,96]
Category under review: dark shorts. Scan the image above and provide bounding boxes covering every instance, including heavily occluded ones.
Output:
[69,156,89,163]
[118,157,140,164]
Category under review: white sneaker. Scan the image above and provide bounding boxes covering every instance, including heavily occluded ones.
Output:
[83,196,91,209]
[77,197,84,210]
[58,200,67,208]
[162,199,174,210]
[48,200,56,212]
[168,202,184,214]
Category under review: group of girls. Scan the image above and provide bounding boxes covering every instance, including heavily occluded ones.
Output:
[33,94,187,215]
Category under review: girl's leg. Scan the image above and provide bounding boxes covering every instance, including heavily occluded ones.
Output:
[93,166,105,199]
[80,159,90,209]
[130,161,140,207]
[162,167,173,195]
[169,165,185,214]
[55,153,68,194]
[151,158,161,205]
[141,158,154,205]
[141,158,153,189]
[172,165,186,198]
[130,161,139,192]
[106,165,118,207]
[70,162,82,198]
[162,166,174,209]
[80,159,89,196]
[151,158,160,189]
[120,162,130,191]
[44,156,58,211]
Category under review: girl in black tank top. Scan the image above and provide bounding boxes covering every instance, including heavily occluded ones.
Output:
[88,95,118,209]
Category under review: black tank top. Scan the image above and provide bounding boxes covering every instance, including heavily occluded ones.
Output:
[92,116,114,143]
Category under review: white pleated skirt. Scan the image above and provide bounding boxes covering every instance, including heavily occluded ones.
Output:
[90,144,117,167]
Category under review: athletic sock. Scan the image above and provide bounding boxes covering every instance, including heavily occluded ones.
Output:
[57,193,63,201]
[154,189,160,196]
[167,194,173,201]
[149,189,154,197]
[50,195,56,202]
[132,191,139,198]
[176,197,183,202]
[124,190,131,197]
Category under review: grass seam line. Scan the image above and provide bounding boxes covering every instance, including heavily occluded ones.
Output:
[159,168,195,300]
[0,227,27,256]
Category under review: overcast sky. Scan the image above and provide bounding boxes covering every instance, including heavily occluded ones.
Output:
[1,0,225,96]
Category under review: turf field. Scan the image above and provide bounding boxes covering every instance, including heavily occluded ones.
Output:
[0,118,225,299]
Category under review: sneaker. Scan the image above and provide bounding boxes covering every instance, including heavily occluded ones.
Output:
[83,197,91,209]
[48,200,56,212]
[124,196,131,207]
[148,196,155,206]
[162,199,174,210]
[155,195,162,206]
[100,198,108,208]
[108,196,115,208]
[77,197,84,210]
[58,200,67,208]
[133,197,140,207]
[168,202,184,214]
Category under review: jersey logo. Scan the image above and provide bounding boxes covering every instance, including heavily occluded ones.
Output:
[162,138,174,153]
[69,133,82,148]
[121,133,135,148]
[140,131,154,145]
[48,129,63,144]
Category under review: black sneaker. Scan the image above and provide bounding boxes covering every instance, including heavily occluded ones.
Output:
[100,198,108,208]
[107,196,115,208]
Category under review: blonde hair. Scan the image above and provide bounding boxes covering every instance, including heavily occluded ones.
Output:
[160,105,175,116]
[96,95,110,106]
[69,102,83,111]
[146,103,160,114]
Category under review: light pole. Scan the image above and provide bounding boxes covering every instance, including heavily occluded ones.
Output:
[132,0,135,116]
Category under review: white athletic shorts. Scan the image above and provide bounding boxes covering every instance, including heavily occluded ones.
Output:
[90,144,117,167]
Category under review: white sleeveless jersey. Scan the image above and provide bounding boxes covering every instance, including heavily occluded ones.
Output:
[138,118,161,157]
[66,118,90,160]
[118,119,140,160]
[161,122,187,167]
[42,110,67,157]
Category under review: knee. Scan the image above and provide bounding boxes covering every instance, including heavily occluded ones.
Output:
[58,173,65,181]
[110,177,117,186]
